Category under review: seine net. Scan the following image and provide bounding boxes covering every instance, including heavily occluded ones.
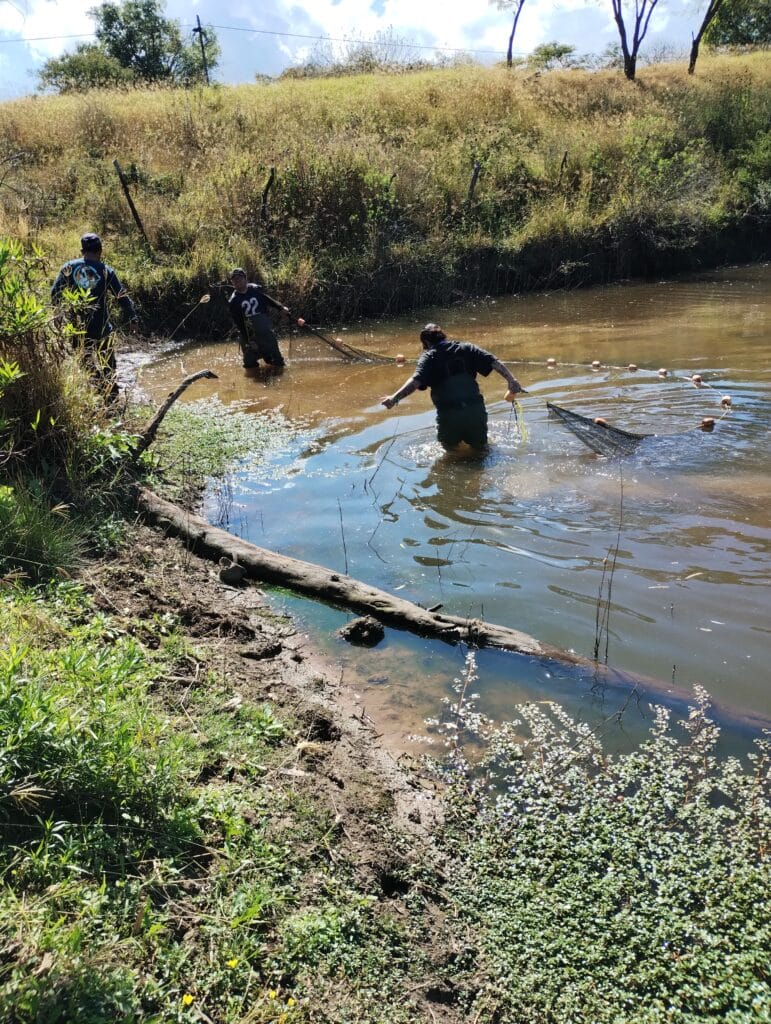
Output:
[547,402,648,456]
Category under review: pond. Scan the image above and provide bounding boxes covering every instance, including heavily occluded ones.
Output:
[137,263,771,749]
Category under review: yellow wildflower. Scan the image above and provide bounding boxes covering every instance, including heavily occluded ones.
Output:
[287,997,296,1007]
[268,989,278,999]
[226,957,238,968]
[182,994,194,1006]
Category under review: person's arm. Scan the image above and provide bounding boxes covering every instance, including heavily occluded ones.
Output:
[491,358,524,397]
[51,267,69,303]
[261,290,291,316]
[229,296,248,341]
[106,268,138,326]
[381,377,418,409]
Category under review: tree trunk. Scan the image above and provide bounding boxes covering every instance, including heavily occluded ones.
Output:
[623,53,636,80]
[688,38,700,74]
[506,3,525,69]
[688,0,724,75]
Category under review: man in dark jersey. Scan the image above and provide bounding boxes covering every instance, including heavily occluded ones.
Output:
[51,232,138,399]
[381,323,525,451]
[228,268,301,369]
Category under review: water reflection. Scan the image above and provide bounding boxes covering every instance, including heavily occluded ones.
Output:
[137,264,771,739]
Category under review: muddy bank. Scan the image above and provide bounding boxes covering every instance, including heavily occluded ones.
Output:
[87,521,441,838]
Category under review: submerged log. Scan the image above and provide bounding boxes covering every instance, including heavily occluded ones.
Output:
[136,485,771,733]
[137,485,573,660]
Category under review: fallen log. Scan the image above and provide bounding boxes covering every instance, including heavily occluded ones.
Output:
[137,485,571,660]
[135,485,771,733]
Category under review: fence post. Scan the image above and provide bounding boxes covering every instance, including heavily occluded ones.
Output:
[113,159,151,249]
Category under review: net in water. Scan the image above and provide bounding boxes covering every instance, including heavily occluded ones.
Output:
[547,402,649,456]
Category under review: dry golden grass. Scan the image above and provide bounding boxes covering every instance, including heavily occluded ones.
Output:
[0,53,768,322]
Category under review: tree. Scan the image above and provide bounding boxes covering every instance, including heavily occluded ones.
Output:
[526,41,578,70]
[688,0,726,74]
[37,43,133,92]
[37,0,219,92]
[609,0,662,80]
[704,0,771,45]
[492,0,528,68]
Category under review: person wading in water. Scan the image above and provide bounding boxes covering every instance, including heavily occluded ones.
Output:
[51,232,139,400]
[228,268,302,369]
[381,323,525,451]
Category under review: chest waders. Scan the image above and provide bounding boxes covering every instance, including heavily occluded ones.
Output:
[242,312,285,368]
[429,354,487,450]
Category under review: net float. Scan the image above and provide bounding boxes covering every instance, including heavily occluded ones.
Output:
[591,360,601,369]
[691,374,703,385]
[396,354,406,364]
[594,417,608,427]
[658,368,668,377]
[700,417,715,431]
[720,395,732,407]
[547,357,557,367]
[628,363,638,372]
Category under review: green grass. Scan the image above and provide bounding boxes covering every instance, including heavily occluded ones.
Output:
[0,581,435,1023]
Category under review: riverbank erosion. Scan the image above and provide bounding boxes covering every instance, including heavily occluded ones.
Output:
[1,53,769,329]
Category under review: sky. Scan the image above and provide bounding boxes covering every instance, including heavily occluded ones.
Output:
[0,0,700,100]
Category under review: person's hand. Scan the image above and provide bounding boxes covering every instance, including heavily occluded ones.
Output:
[296,317,305,327]
[129,319,139,335]
[381,396,396,409]
[504,382,524,401]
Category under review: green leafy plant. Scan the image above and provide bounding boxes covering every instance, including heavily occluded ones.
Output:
[434,661,771,1023]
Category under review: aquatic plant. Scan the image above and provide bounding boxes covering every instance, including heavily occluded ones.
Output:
[434,656,771,1023]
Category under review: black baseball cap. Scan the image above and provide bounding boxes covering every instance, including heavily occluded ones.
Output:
[230,267,247,279]
[80,232,102,251]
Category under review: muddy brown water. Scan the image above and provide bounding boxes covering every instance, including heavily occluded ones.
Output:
[136,264,770,749]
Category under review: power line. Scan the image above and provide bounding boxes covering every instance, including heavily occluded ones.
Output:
[0,22,511,58]
[0,32,95,45]
[202,22,508,57]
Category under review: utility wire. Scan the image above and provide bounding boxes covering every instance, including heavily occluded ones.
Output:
[203,23,510,56]
[0,22,514,58]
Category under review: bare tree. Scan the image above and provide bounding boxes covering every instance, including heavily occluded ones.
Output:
[492,0,528,68]
[688,0,725,73]
[610,0,661,80]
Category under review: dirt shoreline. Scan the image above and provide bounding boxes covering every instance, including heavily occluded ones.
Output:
[88,518,443,836]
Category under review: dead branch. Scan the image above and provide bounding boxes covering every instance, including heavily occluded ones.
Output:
[133,370,218,458]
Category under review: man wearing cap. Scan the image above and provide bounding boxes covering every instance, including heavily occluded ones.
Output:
[51,233,138,399]
[228,268,300,369]
[381,324,525,451]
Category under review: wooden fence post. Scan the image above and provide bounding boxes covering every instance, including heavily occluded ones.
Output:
[113,159,151,249]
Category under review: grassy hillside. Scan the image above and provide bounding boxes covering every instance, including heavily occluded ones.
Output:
[0,53,769,330]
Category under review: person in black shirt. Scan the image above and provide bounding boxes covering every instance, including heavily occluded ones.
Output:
[228,268,302,369]
[381,323,525,451]
[51,232,138,399]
